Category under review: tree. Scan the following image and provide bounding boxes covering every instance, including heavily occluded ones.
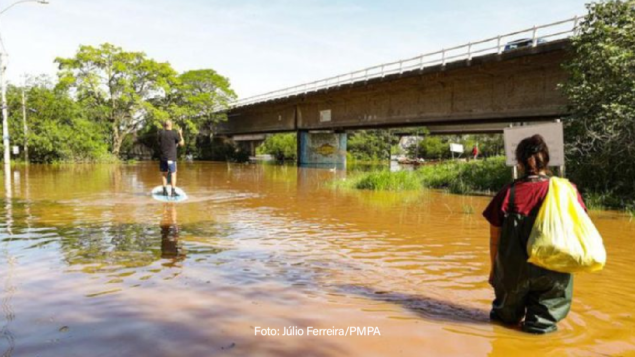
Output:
[348,130,399,161]
[176,69,236,127]
[55,43,178,156]
[561,0,635,199]
[417,136,450,160]
[6,77,110,163]
[163,69,237,156]
[474,134,504,157]
[257,133,297,161]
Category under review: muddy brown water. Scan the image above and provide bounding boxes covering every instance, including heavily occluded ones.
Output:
[0,162,633,357]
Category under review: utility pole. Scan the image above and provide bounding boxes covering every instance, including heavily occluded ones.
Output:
[21,88,28,163]
[1,52,9,169]
[0,0,50,172]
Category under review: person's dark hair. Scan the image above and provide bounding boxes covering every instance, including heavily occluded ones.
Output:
[515,134,550,175]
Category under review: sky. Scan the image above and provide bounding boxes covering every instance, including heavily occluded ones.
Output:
[0,0,588,98]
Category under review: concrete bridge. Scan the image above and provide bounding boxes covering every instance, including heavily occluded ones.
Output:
[217,17,579,165]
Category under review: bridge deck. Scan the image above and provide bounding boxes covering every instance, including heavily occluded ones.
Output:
[219,39,571,136]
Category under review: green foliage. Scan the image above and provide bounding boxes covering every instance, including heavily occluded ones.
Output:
[162,69,237,157]
[439,157,511,193]
[346,129,504,162]
[409,134,504,160]
[257,133,297,161]
[0,43,239,163]
[56,43,178,156]
[338,156,511,194]
[583,191,624,211]
[474,134,505,157]
[561,0,635,206]
[354,170,422,190]
[176,69,236,123]
[5,80,111,163]
[417,136,450,160]
[347,130,398,162]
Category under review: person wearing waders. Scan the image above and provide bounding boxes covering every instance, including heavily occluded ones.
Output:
[482,135,587,334]
[158,120,184,197]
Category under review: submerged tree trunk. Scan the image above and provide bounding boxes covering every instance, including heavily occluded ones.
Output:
[112,137,125,157]
[112,120,122,157]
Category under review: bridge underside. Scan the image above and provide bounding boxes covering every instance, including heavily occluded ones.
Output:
[219,40,570,136]
[401,122,543,136]
[218,40,571,165]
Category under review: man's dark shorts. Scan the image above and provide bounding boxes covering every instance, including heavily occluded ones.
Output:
[159,160,177,173]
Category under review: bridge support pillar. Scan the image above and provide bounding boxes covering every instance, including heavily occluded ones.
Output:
[235,140,263,157]
[297,130,347,167]
[233,134,266,158]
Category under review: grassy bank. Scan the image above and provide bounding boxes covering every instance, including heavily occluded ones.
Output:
[343,156,511,194]
[584,192,635,216]
[334,156,635,215]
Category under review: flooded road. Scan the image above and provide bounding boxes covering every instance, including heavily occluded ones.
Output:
[1,162,634,357]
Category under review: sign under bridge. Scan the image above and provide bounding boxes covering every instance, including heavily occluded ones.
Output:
[504,122,564,167]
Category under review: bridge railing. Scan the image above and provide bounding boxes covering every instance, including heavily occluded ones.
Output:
[234,16,581,108]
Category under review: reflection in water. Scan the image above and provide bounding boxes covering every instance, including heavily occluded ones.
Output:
[160,204,185,264]
[0,256,16,357]
[59,223,161,272]
[0,163,632,357]
[2,165,15,357]
[3,164,11,235]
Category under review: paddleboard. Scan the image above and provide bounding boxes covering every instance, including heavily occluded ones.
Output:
[151,186,188,202]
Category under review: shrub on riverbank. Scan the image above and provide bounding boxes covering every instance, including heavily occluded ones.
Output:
[335,156,635,213]
[348,130,398,161]
[257,133,297,161]
[583,191,635,215]
[4,83,113,163]
[355,170,423,191]
[339,156,511,194]
[562,0,635,206]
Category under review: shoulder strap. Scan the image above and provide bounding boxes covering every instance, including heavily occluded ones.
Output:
[508,183,516,212]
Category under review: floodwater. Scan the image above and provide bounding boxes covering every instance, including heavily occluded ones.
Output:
[0,162,634,357]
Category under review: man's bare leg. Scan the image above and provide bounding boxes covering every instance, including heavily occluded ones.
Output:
[161,172,169,195]
[170,172,180,197]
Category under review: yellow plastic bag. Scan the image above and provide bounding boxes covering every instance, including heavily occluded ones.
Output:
[527,177,606,273]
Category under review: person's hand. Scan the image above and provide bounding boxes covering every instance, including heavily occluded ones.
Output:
[178,128,183,136]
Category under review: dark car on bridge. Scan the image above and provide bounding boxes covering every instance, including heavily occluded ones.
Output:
[504,38,547,51]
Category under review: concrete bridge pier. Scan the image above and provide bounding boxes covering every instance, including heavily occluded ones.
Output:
[235,141,258,157]
[297,130,347,168]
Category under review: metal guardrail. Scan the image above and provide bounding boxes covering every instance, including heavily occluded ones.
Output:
[233,16,581,108]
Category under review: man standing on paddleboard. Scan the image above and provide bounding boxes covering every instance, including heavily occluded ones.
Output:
[158,120,185,197]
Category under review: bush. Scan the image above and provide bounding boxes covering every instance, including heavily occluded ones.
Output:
[355,170,422,191]
[26,118,112,163]
[418,136,451,160]
[417,157,511,193]
[338,156,511,194]
[5,84,111,163]
[409,134,504,160]
[347,130,397,162]
[257,133,297,161]
[561,0,635,207]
